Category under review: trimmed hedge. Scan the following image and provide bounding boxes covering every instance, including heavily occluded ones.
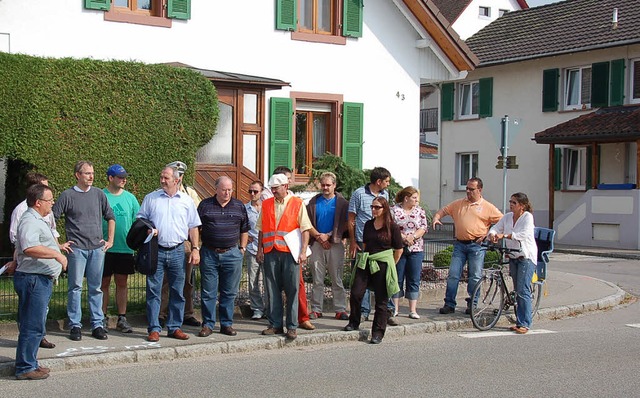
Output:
[433,245,501,268]
[0,53,219,253]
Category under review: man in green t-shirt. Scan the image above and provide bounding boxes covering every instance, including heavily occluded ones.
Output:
[101,164,140,333]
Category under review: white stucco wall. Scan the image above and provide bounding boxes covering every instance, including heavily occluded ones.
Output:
[452,0,523,40]
[0,0,456,188]
[438,45,640,222]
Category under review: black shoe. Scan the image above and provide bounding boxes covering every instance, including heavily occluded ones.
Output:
[69,326,82,341]
[183,317,201,327]
[439,305,455,314]
[343,324,359,332]
[158,317,166,328]
[92,327,108,340]
[370,335,383,344]
[465,307,472,315]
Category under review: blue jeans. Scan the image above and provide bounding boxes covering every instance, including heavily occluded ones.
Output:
[14,272,53,376]
[200,246,243,329]
[510,258,535,328]
[67,248,105,330]
[146,245,186,334]
[393,250,423,300]
[263,250,299,330]
[444,241,485,308]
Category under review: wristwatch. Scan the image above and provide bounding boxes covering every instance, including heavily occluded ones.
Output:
[239,246,246,251]
[192,245,200,250]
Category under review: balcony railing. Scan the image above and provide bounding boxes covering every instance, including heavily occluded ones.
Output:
[420,107,438,133]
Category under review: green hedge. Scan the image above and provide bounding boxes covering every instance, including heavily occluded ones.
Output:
[433,245,501,268]
[0,53,219,254]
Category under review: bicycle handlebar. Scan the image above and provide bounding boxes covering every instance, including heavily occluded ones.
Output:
[481,240,522,254]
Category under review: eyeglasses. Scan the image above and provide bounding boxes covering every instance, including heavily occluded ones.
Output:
[39,198,55,203]
[248,189,260,194]
[80,172,95,176]
[370,205,383,210]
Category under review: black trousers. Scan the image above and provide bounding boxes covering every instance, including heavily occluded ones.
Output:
[348,261,390,338]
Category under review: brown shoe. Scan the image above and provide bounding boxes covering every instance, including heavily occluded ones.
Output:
[16,369,49,380]
[220,326,237,336]
[514,326,529,334]
[198,326,213,337]
[261,327,284,335]
[147,331,160,342]
[285,329,297,340]
[299,320,316,330]
[39,338,55,349]
[37,366,50,374]
[168,329,190,340]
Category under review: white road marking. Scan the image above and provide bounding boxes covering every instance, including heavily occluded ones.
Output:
[625,323,640,328]
[458,329,556,338]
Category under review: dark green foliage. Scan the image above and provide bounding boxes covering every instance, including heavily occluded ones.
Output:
[0,53,218,253]
[433,245,501,268]
[311,153,403,201]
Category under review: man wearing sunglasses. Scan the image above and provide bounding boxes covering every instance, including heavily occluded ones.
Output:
[432,177,502,315]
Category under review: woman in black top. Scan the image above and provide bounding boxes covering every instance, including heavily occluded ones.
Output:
[344,197,403,344]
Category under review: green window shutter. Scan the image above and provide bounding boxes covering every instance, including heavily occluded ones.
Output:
[167,0,191,20]
[479,77,493,118]
[585,146,592,189]
[542,69,559,112]
[441,83,454,121]
[275,0,297,31]
[591,61,609,107]
[84,0,110,11]
[342,0,364,38]
[269,97,293,173]
[342,102,364,169]
[610,59,625,106]
[554,148,562,191]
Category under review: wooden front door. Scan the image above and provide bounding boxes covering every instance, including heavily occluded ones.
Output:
[194,86,264,203]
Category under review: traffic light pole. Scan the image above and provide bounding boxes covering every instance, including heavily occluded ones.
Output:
[501,115,509,213]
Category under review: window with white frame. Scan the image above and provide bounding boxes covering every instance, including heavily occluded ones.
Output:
[479,6,490,17]
[564,147,586,189]
[564,66,592,110]
[457,152,478,189]
[458,81,479,119]
[632,59,640,104]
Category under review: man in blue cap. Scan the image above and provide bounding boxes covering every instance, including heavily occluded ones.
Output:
[101,164,140,333]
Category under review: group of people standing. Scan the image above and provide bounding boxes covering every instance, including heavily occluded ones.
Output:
[8,160,539,380]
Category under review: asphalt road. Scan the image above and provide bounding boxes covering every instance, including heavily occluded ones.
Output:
[0,253,637,397]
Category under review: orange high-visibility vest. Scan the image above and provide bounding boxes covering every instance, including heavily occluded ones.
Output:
[262,196,303,253]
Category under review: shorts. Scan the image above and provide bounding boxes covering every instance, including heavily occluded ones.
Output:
[103,252,136,276]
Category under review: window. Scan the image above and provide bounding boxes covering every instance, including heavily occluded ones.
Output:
[457,153,478,189]
[499,9,509,17]
[632,60,640,104]
[479,6,490,17]
[564,147,586,190]
[458,81,479,119]
[84,0,190,27]
[269,95,363,178]
[275,0,363,44]
[564,66,591,110]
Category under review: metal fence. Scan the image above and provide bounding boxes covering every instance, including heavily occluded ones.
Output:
[0,224,457,321]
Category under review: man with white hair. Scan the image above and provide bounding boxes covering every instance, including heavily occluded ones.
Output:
[159,160,202,328]
[256,174,312,340]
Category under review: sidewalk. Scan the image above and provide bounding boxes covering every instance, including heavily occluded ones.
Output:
[0,268,627,377]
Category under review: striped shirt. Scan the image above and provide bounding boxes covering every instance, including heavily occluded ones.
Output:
[198,196,249,249]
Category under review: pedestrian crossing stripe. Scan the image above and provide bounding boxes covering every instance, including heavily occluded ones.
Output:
[458,329,556,338]
[625,324,640,328]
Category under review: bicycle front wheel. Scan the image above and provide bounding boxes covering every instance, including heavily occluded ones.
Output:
[531,281,543,318]
[471,275,505,331]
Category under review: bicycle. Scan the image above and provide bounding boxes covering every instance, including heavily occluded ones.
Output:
[470,240,544,331]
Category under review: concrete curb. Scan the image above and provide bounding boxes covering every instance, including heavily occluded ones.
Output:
[555,248,640,260]
[0,277,628,378]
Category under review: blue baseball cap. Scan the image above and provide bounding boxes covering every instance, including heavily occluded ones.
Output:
[106,164,128,178]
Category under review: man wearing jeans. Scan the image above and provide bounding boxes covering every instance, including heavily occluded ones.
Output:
[53,161,115,342]
[431,177,502,314]
[197,176,249,337]
[138,165,201,342]
[12,184,67,380]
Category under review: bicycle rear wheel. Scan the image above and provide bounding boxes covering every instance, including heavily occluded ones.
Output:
[531,281,543,318]
[471,275,504,331]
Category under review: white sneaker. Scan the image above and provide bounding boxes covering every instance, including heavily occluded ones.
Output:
[251,311,263,320]
[409,312,420,319]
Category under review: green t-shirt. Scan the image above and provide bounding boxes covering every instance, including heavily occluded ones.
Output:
[103,188,140,254]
